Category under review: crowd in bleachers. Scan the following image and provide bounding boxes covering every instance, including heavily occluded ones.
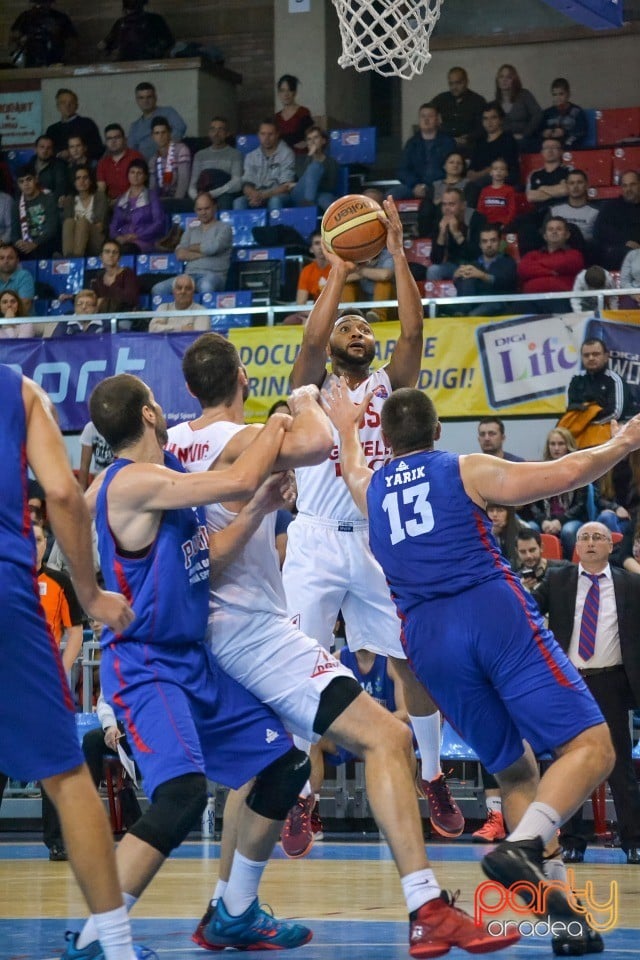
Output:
[0,63,640,333]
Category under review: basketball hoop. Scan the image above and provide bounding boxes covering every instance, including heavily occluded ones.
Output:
[332,0,444,80]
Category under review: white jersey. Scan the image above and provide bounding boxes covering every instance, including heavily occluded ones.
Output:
[294,367,393,522]
[166,419,286,634]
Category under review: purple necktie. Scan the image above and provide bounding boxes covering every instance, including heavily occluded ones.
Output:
[578,572,604,661]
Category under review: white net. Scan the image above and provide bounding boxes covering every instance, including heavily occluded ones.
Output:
[332,0,444,80]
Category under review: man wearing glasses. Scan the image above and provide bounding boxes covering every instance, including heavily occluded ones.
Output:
[535,521,640,864]
[96,124,143,203]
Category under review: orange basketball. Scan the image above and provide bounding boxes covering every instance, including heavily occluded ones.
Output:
[321,194,387,263]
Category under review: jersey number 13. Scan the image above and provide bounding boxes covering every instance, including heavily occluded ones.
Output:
[382,482,434,545]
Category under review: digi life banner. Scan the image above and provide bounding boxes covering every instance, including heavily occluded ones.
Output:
[1,312,639,431]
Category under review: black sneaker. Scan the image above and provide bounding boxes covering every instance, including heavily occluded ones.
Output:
[482,837,572,916]
[48,843,68,861]
[552,923,604,956]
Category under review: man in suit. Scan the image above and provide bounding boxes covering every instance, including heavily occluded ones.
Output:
[535,521,640,863]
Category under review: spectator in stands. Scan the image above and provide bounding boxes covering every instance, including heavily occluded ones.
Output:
[476,159,517,228]
[431,67,486,153]
[77,420,113,490]
[571,264,619,313]
[45,89,103,161]
[416,151,469,239]
[289,125,338,212]
[11,166,59,260]
[0,191,11,242]
[148,117,191,202]
[282,231,330,324]
[528,427,591,557]
[89,238,139,316]
[99,0,174,63]
[10,0,77,67]
[465,102,520,204]
[97,123,144,203]
[0,242,35,313]
[518,216,584,308]
[560,336,635,449]
[109,158,165,253]
[516,527,571,591]
[0,290,34,338]
[188,117,242,209]
[341,246,395,322]
[391,103,456,200]
[525,137,570,215]
[494,64,542,152]
[486,503,529,568]
[593,170,640,270]
[31,135,70,203]
[549,168,598,254]
[234,119,296,211]
[67,135,96,176]
[452,225,517,315]
[477,416,524,461]
[153,193,232,297]
[426,187,486,281]
[61,288,106,335]
[148,274,209,332]
[275,74,313,155]
[620,247,640,308]
[539,78,587,150]
[127,82,187,162]
[61,166,108,258]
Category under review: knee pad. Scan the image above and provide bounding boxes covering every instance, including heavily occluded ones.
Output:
[128,772,207,856]
[246,747,310,821]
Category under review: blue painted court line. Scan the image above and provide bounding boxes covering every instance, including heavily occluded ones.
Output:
[1,918,638,960]
[0,839,632,864]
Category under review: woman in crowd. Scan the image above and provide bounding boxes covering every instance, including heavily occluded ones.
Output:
[486,503,530,569]
[275,74,313,155]
[0,289,34,338]
[89,239,140,313]
[417,151,469,237]
[495,64,542,152]
[109,158,165,253]
[61,166,109,258]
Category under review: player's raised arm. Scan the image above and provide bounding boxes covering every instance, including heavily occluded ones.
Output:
[322,377,373,516]
[22,377,134,633]
[461,413,640,508]
[289,243,357,390]
[381,197,424,390]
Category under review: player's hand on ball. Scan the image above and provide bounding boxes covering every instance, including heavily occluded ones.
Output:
[320,238,356,272]
[382,196,403,255]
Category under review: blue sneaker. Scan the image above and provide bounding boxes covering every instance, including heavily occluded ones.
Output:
[196,897,312,950]
[61,932,157,960]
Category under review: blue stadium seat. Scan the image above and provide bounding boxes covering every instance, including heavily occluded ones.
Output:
[219,209,267,246]
[47,298,74,316]
[37,258,85,296]
[235,134,260,155]
[233,246,287,264]
[86,254,135,272]
[76,712,102,746]
[20,259,38,279]
[440,721,479,761]
[136,253,182,275]
[151,292,202,308]
[171,212,201,232]
[200,290,252,329]
[5,148,35,174]
[270,206,317,242]
[328,127,377,165]
[583,109,598,149]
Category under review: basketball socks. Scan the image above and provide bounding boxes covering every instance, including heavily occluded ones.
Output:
[83,905,135,960]
[401,868,441,913]
[410,712,442,782]
[77,895,138,950]
[507,802,562,847]
[486,795,502,814]
[298,780,313,800]
[211,879,228,906]
[543,848,568,884]
[223,851,268,916]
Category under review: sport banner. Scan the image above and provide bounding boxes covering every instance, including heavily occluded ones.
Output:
[1,312,638,431]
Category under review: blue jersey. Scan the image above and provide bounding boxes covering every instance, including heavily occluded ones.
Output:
[0,365,34,570]
[367,449,511,614]
[96,450,210,648]
[339,647,396,712]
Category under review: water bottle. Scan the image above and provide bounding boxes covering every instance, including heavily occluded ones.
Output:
[202,794,215,839]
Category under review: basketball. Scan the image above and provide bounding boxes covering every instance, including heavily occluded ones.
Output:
[321,194,388,263]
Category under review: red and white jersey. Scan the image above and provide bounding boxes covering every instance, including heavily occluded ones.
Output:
[166,419,286,632]
[295,367,393,522]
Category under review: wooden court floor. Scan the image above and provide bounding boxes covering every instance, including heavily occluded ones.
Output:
[1,838,639,960]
